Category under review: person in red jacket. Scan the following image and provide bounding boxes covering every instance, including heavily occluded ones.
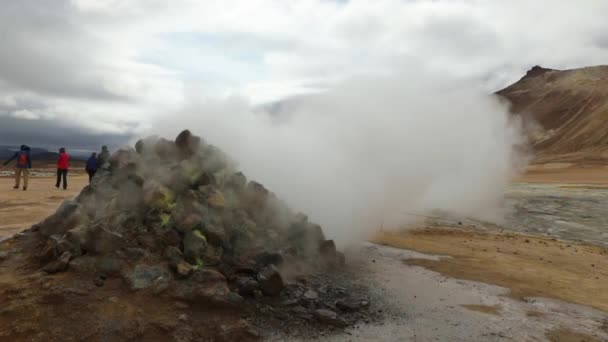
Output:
[56,147,70,190]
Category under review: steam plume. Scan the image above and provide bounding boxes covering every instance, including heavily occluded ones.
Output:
[151,69,528,245]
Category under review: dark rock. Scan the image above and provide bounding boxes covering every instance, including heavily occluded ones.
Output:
[200,224,226,247]
[225,172,247,192]
[38,239,58,262]
[96,257,125,277]
[43,251,72,274]
[164,246,183,264]
[314,309,347,327]
[303,289,319,300]
[191,268,226,283]
[319,240,337,258]
[257,265,284,296]
[183,229,207,264]
[235,277,259,296]
[109,149,135,170]
[281,299,299,306]
[135,139,144,154]
[125,247,146,261]
[174,262,194,278]
[192,172,215,187]
[175,129,200,159]
[124,265,171,291]
[38,201,81,237]
[154,138,179,161]
[85,225,126,254]
[94,275,105,287]
[215,319,260,342]
[69,255,96,273]
[161,229,181,247]
[56,237,81,257]
[255,251,284,268]
[336,251,346,266]
[0,251,9,262]
[137,234,158,252]
[336,299,369,312]
[170,280,242,308]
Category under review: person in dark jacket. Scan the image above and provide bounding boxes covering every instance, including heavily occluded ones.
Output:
[97,145,110,167]
[56,147,70,190]
[2,145,32,191]
[86,152,98,183]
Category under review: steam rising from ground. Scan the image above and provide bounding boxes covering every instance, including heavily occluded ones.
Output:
[152,70,527,245]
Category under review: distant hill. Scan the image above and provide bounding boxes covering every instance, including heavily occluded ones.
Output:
[0,146,89,162]
[497,65,608,164]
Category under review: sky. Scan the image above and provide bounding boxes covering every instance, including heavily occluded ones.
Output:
[1,0,608,149]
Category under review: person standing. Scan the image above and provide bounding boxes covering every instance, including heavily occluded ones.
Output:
[85,152,98,183]
[97,145,110,167]
[2,145,32,191]
[56,147,70,190]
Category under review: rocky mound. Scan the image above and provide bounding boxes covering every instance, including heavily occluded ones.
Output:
[0,130,376,341]
[497,65,608,164]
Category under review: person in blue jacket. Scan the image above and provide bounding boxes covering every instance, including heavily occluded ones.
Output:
[3,145,32,190]
[85,152,98,183]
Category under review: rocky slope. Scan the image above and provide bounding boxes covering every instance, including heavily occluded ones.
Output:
[497,65,608,164]
[0,130,375,341]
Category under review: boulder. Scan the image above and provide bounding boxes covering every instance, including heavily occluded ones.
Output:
[154,138,179,161]
[215,319,260,342]
[175,129,201,159]
[303,289,319,300]
[164,246,184,264]
[257,265,284,296]
[38,239,59,262]
[0,251,9,262]
[124,265,171,291]
[336,299,369,312]
[183,229,207,264]
[191,268,226,283]
[235,276,259,296]
[96,257,125,277]
[225,172,247,192]
[42,251,72,274]
[85,225,126,254]
[319,240,345,266]
[200,224,226,247]
[255,251,284,268]
[170,281,242,308]
[69,256,96,273]
[37,201,81,237]
[174,262,194,278]
[200,186,226,209]
[314,309,347,327]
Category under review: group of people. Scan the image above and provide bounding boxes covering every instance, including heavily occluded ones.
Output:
[2,145,111,191]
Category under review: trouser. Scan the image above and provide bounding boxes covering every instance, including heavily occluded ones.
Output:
[56,169,68,189]
[14,168,29,188]
[87,170,96,183]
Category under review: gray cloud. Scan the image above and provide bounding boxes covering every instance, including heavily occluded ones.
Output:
[0,115,131,151]
[0,0,607,150]
[0,1,128,101]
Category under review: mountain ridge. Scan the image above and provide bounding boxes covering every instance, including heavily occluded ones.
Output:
[497,64,608,164]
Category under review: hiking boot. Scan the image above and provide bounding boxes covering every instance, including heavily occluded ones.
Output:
[13,185,19,190]
[23,187,27,191]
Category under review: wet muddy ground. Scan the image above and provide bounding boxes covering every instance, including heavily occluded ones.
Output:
[504,183,608,246]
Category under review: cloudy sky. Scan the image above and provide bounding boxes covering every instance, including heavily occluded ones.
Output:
[1,0,607,149]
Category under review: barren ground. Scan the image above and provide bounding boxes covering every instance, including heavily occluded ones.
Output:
[0,171,87,238]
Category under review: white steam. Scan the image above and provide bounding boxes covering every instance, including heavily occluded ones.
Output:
[151,69,527,245]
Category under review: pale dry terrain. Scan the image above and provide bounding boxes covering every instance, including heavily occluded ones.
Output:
[0,172,88,238]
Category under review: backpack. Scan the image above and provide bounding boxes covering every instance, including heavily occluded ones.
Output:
[18,151,28,168]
